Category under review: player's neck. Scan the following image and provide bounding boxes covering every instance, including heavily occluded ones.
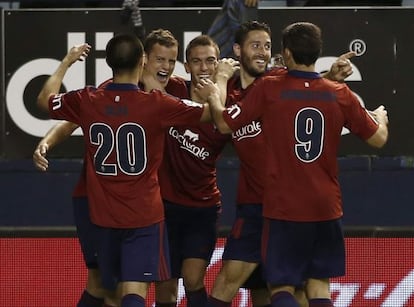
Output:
[239,69,256,89]
[113,73,139,85]
[288,63,315,72]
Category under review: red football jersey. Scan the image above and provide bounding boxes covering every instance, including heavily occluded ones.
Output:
[223,70,378,221]
[226,68,286,204]
[49,83,204,228]
[159,78,230,207]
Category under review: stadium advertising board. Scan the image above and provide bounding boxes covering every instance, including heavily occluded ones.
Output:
[1,237,414,306]
[3,8,414,158]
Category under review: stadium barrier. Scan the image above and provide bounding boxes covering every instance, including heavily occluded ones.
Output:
[1,227,414,306]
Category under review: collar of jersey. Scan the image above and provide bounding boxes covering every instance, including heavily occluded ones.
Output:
[288,70,321,79]
[105,83,140,91]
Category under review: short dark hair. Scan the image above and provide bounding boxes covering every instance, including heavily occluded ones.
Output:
[234,20,272,46]
[281,22,322,66]
[185,35,220,61]
[144,29,178,54]
[105,33,144,73]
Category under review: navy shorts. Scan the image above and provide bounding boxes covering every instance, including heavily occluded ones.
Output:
[223,204,263,263]
[262,218,346,287]
[97,221,171,290]
[72,196,99,269]
[222,204,266,289]
[164,200,220,278]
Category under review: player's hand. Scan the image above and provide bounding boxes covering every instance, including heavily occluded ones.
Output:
[64,43,91,67]
[370,105,389,126]
[33,143,49,171]
[215,58,240,81]
[244,0,259,7]
[326,51,356,82]
[195,78,220,102]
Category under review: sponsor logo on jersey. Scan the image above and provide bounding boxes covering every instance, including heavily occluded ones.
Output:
[232,120,262,141]
[168,127,210,160]
[227,104,241,119]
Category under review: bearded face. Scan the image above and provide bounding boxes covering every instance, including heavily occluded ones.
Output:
[238,30,272,78]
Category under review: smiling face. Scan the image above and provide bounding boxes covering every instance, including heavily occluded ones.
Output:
[235,30,271,77]
[185,45,218,86]
[144,42,178,87]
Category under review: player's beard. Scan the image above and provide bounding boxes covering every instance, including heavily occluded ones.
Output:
[240,52,269,78]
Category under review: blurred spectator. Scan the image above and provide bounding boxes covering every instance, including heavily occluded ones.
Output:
[207,0,258,58]
[121,0,146,41]
[19,0,119,8]
[303,0,402,5]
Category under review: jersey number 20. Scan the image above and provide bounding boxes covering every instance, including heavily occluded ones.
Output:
[90,122,147,175]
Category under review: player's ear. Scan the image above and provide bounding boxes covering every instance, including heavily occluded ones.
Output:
[184,62,190,74]
[282,48,292,64]
[143,52,148,66]
[233,43,241,58]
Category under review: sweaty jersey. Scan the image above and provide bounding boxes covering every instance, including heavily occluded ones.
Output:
[223,70,378,221]
[49,83,204,228]
[226,68,286,205]
[159,78,230,207]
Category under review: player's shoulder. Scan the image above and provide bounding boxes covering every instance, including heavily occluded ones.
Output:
[322,78,351,93]
[166,76,189,97]
[255,74,284,87]
[97,78,113,89]
[256,67,287,84]
[168,75,187,86]
[265,66,288,77]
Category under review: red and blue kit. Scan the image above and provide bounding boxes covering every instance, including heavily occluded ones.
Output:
[223,70,378,222]
[48,83,204,228]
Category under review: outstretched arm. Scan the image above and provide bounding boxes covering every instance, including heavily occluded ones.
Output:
[366,105,389,148]
[37,43,91,112]
[33,121,79,171]
[323,51,356,82]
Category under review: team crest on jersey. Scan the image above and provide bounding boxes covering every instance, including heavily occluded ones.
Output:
[181,99,203,108]
[232,120,262,141]
[168,127,210,160]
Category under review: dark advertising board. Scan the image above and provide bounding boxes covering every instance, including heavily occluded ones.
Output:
[3,8,413,158]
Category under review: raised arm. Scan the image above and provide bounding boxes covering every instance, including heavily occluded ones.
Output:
[33,121,79,171]
[366,105,389,148]
[37,43,91,112]
[206,90,232,133]
[214,58,239,105]
[195,77,233,133]
[323,51,356,82]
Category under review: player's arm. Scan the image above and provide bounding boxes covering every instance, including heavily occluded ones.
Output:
[322,51,356,82]
[206,92,231,133]
[215,58,239,105]
[33,121,79,171]
[194,60,239,123]
[193,78,228,124]
[37,43,91,112]
[365,105,389,148]
[196,78,232,132]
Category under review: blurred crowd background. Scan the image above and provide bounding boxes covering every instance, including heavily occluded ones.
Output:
[9,0,410,8]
